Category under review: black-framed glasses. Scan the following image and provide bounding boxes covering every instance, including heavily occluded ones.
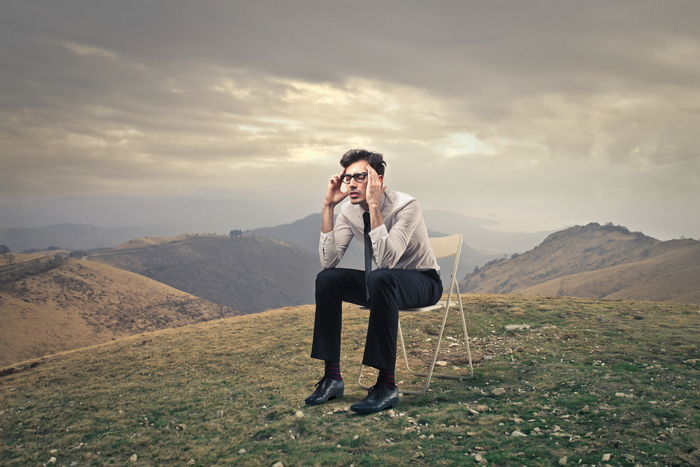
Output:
[341,172,368,184]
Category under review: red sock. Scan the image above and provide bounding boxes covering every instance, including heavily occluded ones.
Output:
[324,361,342,381]
[377,368,396,390]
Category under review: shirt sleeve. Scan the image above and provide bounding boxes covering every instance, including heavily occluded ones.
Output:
[368,199,421,269]
[319,210,354,269]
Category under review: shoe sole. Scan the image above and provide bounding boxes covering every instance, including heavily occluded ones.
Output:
[350,397,399,414]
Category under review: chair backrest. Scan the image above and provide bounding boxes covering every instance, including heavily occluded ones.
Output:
[428,234,463,259]
[428,234,463,303]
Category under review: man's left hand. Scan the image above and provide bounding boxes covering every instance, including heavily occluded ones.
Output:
[365,165,385,208]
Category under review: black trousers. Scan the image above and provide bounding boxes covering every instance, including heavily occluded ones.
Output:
[311,268,443,371]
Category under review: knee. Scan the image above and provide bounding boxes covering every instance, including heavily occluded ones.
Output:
[367,269,395,293]
[316,268,343,290]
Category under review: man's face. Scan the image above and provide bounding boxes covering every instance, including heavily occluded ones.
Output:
[343,160,383,205]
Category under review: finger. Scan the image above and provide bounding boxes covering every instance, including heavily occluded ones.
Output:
[367,165,377,184]
[336,168,346,186]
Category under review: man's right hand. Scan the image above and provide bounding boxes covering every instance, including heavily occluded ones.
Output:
[323,168,348,207]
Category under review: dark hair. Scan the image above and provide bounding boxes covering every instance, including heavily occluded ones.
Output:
[339,149,386,176]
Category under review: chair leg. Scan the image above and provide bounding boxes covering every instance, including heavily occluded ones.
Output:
[398,317,411,372]
[454,285,474,376]
[400,300,475,395]
[357,363,372,390]
[401,303,451,395]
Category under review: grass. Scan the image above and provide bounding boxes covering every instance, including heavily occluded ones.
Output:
[1,294,699,465]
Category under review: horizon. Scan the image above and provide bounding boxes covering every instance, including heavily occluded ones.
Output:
[1,192,696,244]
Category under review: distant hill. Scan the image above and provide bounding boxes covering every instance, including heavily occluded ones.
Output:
[0,258,237,366]
[460,222,700,304]
[89,234,319,314]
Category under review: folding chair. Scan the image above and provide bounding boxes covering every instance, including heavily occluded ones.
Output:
[358,233,474,395]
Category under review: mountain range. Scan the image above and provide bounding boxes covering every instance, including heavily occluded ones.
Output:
[3,219,698,368]
[1,197,552,272]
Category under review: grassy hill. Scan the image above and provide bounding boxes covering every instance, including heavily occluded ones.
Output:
[110,234,201,251]
[1,253,48,265]
[520,243,700,303]
[1,295,697,465]
[461,223,700,304]
[90,234,318,314]
[0,258,238,367]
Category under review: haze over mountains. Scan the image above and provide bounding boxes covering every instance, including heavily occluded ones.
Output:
[0,224,161,253]
[1,198,556,293]
[0,195,296,231]
[460,223,700,304]
[0,195,552,263]
[423,210,553,255]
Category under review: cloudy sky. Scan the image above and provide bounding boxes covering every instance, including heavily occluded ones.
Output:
[1,0,699,239]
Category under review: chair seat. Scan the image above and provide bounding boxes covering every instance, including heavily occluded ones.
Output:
[361,301,461,312]
[401,300,461,312]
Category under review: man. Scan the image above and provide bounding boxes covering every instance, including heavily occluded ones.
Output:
[306,149,443,414]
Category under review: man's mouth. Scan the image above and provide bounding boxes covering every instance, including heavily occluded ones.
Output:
[349,192,361,198]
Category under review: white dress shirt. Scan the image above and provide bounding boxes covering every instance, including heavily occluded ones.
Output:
[319,190,439,271]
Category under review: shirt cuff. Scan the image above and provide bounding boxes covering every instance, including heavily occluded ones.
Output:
[368,224,388,243]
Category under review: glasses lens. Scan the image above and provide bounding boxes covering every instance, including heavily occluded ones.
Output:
[342,174,352,183]
[355,173,367,182]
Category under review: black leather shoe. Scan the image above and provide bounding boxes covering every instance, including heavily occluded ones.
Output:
[350,384,399,414]
[304,377,344,405]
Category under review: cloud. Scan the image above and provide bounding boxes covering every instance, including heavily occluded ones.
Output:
[1,1,699,238]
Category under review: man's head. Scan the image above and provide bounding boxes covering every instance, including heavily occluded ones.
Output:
[339,149,386,206]
[340,149,386,176]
